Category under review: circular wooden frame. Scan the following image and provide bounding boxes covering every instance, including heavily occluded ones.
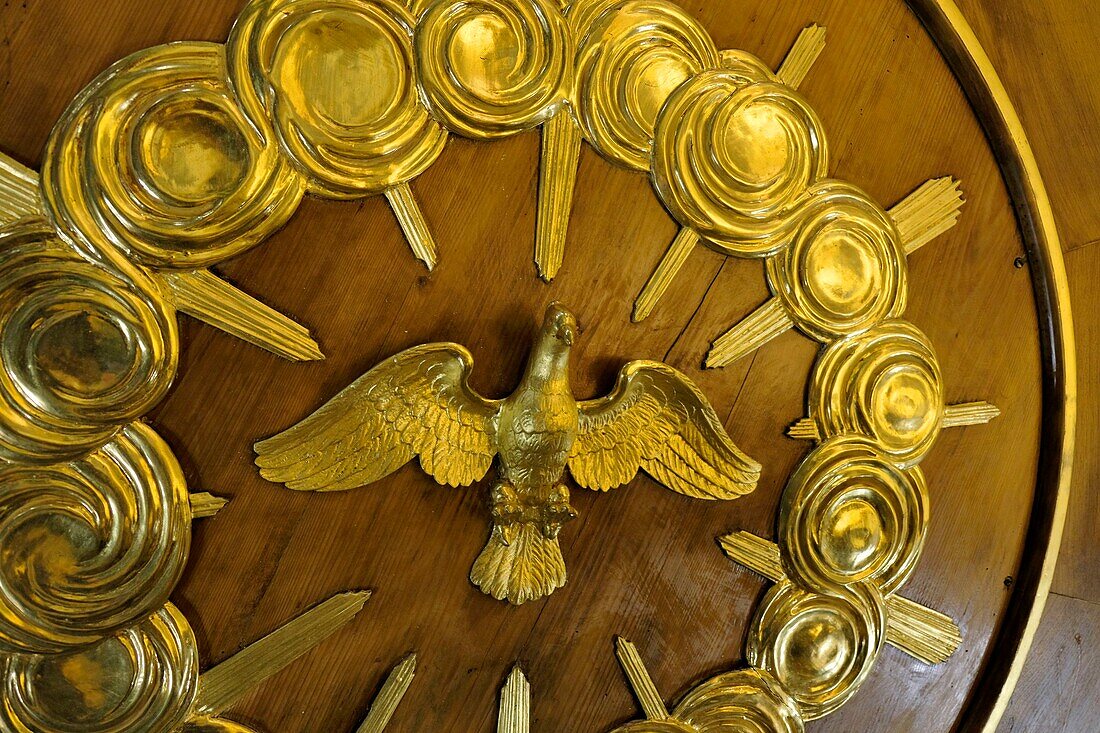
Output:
[907,1,1075,729]
[0,1,1074,730]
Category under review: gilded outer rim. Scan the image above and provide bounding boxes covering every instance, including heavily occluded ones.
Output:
[906,1,1076,729]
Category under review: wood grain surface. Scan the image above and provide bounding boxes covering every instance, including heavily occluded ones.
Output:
[0,0,1085,731]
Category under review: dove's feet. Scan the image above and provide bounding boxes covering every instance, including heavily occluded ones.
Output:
[489,481,577,545]
[472,480,577,604]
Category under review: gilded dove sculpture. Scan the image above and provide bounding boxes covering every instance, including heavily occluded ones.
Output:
[254,303,760,604]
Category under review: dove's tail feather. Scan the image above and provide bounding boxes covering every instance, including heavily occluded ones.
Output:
[470,524,566,605]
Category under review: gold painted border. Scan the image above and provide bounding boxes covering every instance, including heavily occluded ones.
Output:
[907,1,1076,729]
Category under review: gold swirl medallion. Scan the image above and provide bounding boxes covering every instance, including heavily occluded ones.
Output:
[0,603,198,733]
[651,71,828,257]
[670,670,803,733]
[0,423,191,654]
[229,0,447,197]
[416,0,572,138]
[765,181,908,342]
[0,222,177,463]
[803,320,945,467]
[41,42,305,270]
[745,580,885,720]
[572,0,718,170]
[778,434,929,595]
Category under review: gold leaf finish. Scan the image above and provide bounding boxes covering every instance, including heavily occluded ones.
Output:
[498,666,531,733]
[572,0,718,171]
[775,25,827,88]
[158,268,324,361]
[745,580,885,721]
[779,435,928,595]
[535,110,584,281]
[706,178,962,367]
[416,0,572,138]
[0,152,322,362]
[0,603,199,733]
[193,591,371,717]
[764,182,908,343]
[651,68,828,257]
[256,303,758,604]
[614,637,669,720]
[800,320,945,467]
[0,222,177,463]
[611,638,804,733]
[229,0,446,197]
[0,423,191,654]
[42,43,305,270]
[718,530,962,666]
[356,654,416,733]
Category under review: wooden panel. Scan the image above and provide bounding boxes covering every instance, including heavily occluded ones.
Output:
[0,1,1063,732]
[997,593,1100,733]
[955,0,1100,253]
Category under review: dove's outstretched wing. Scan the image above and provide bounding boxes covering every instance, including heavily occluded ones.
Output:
[568,362,760,499]
[255,344,500,490]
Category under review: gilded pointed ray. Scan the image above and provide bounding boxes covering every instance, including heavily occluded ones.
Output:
[633,26,827,322]
[357,654,417,733]
[536,110,584,281]
[189,492,229,519]
[193,591,371,716]
[789,401,1000,441]
[0,151,323,361]
[498,666,531,733]
[615,637,670,720]
[611,636,805,732]
[227,0,447,270]
[256,303,759,605]
[706,178,965,368]
[718,531,962,665]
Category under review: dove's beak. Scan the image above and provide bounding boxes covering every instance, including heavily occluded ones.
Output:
[545,302,578,346]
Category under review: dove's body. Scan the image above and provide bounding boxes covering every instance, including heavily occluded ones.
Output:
[255,303,761,605]
[497,330,577,490]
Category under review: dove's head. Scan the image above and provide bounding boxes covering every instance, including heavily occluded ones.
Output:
[543,302,578,347]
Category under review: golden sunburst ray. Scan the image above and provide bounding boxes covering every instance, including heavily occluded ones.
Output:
[189,492,229,519]
[788,400,1001,441]
[705,178,965,368]
[718,531,962,665]
[192,591,371,717]
[0,151,323,362]
[498,665,531,733]
[356,654,418,733]
[615,637,672,721]
[632,24,828,321]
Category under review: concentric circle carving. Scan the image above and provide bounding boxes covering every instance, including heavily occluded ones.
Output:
[807,320,945,467]
[765,181,908,341]
[42,42,305,270]
[0,603,198,733]
[416,0,572,138]
[0,423,191,654]
[778,434,929,594]
[229,0,448,197]
[745,580,885,720]
[652,70,828,257]
[0,222,177,463]
[572,0,719,170]
[673,668,805,732]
